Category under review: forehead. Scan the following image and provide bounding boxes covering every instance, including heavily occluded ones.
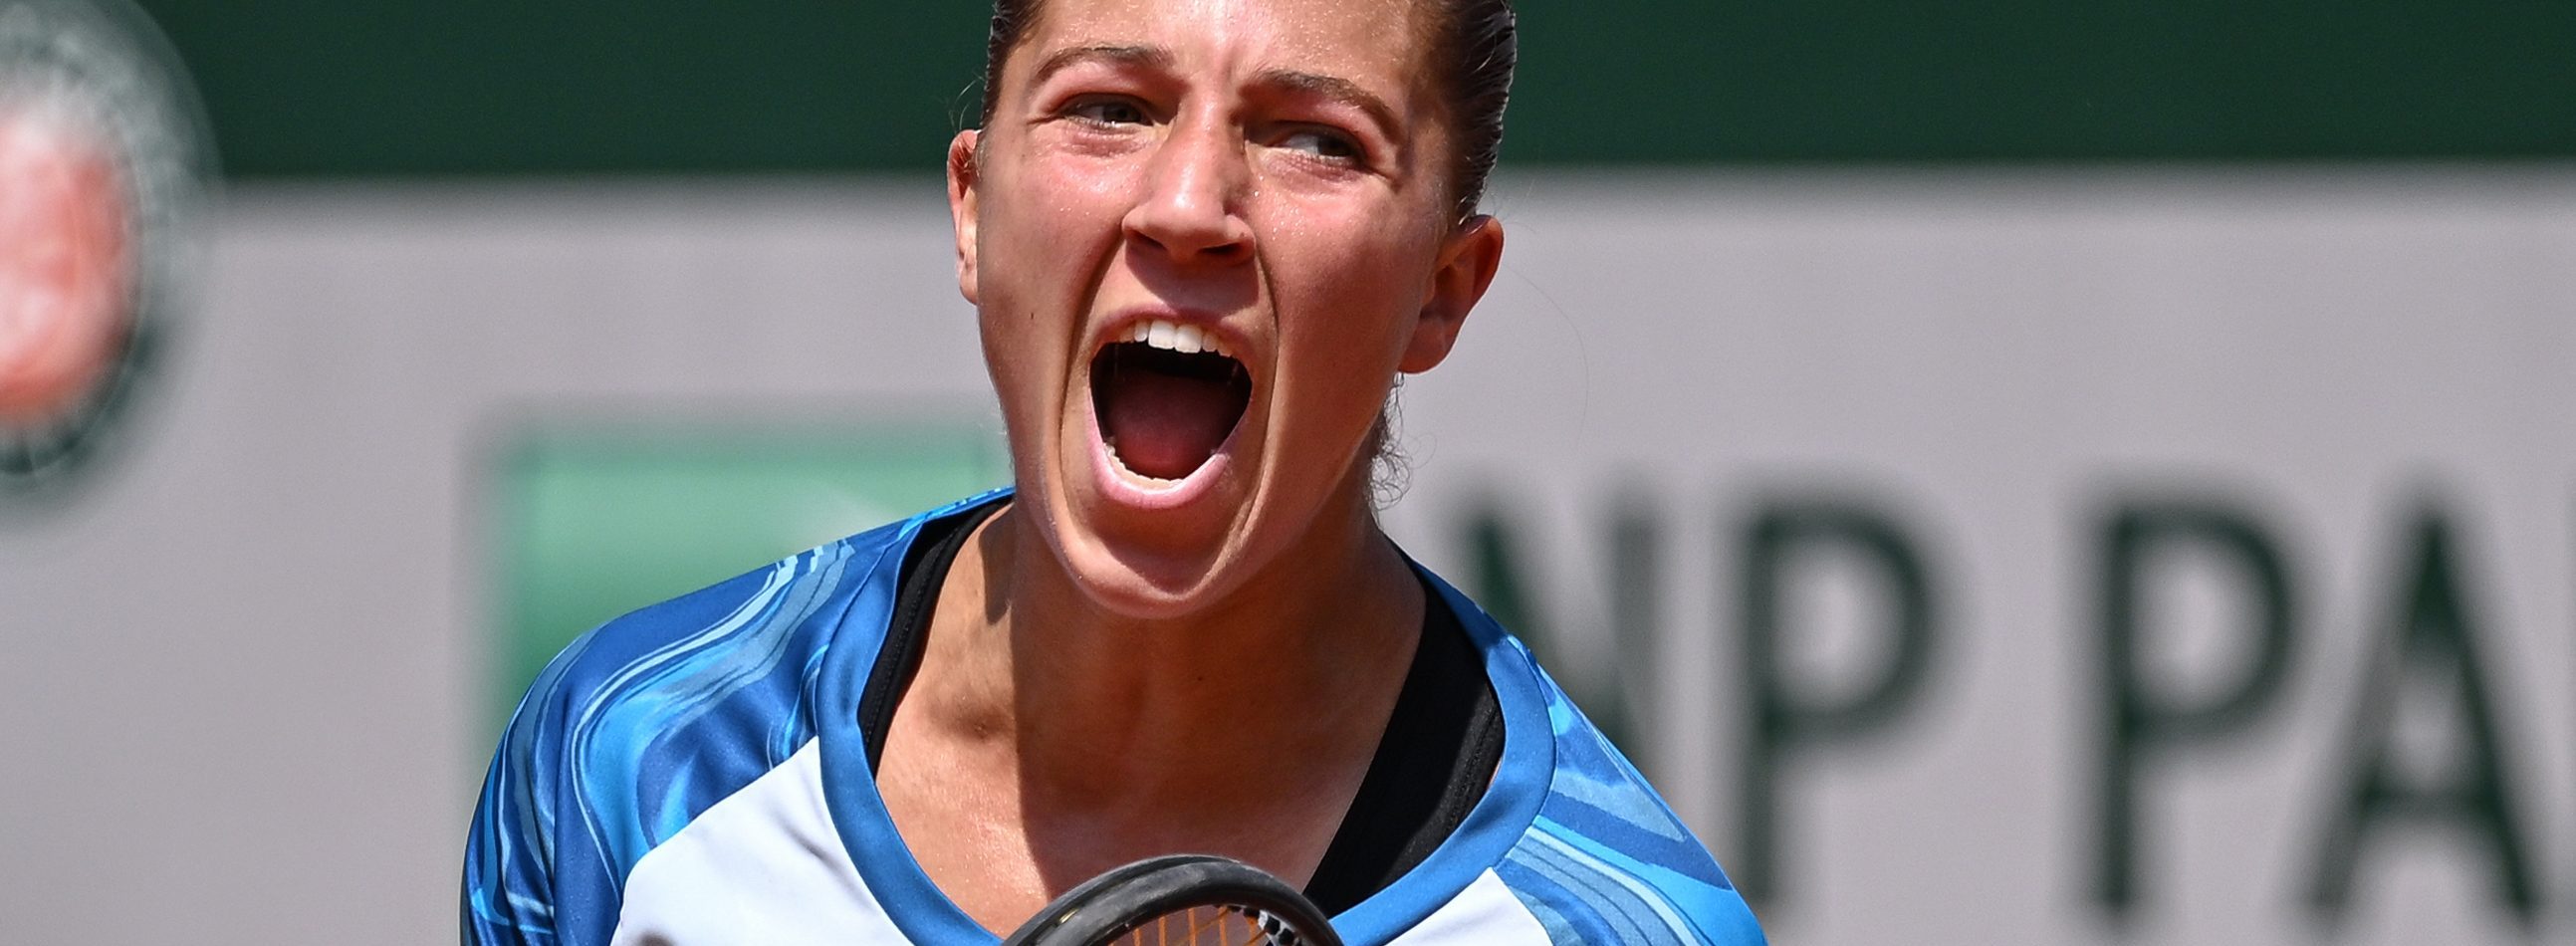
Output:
[1013,0,1433,100]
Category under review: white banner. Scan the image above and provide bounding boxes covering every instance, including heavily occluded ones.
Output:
[1390,170,2576,945]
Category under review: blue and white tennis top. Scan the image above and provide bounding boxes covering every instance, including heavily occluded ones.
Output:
[464,490,1766,945]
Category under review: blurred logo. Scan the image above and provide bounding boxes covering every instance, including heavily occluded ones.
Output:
[0,0,207,494]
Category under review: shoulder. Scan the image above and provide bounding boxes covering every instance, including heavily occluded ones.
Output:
[464,493,996,944]
[524,515,913,733]
[1428,573,1768,946]
[1495,669,1766,945]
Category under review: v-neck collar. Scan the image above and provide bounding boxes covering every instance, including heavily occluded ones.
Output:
[808,491,1555,945]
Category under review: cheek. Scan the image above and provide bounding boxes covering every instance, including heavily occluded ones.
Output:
[1266,249,1432,472]
[980,144,1135,277]
[976,314,1043,449]
[979,311,1078,501]
[1020,139,1140,226]
[1270,210,1440,370]
[970,154,1134,403]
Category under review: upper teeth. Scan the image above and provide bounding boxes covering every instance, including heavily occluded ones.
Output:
[1128,319,1230,357]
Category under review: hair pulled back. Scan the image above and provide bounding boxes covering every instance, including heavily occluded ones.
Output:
[978,0,1517,222]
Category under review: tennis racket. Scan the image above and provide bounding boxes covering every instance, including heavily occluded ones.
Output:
[999,854,1344,946]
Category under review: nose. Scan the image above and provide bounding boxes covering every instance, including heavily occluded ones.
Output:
[1122,116,1253,265]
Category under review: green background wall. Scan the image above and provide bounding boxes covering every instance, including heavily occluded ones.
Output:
[138,1,2576,178]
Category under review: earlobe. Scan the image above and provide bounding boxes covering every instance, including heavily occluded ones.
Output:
[1399,214,1505,373]
[947,130,982,305]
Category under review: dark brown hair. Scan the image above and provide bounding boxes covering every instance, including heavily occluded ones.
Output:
[977,0,1518,222]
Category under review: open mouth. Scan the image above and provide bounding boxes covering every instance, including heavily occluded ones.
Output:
[1089,320,1253,482]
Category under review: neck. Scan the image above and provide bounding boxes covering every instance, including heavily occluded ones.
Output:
[914,483,1424,838]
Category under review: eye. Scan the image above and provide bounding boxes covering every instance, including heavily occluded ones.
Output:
[1276,126,1363,162]
[1064,97,1150,127]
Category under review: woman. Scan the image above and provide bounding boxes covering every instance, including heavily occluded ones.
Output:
[464,0,1765,943]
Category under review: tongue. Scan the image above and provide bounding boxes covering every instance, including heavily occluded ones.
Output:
[1100,368,1240,480]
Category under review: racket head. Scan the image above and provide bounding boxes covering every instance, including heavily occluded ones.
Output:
[1000,854,1343,946]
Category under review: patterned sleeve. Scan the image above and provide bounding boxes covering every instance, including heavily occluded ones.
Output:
[462,637,587,946]
[459,543,868,946]
[1499,656,1768,945]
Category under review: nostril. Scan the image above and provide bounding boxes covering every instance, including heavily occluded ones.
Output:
[1125,216,1253,265]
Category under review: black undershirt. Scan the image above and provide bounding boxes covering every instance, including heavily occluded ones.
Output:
[857,502,1505,915]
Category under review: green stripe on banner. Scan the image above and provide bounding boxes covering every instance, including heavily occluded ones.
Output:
[137,0,2576,177]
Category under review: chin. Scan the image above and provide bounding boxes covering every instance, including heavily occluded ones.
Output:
[1020,484,1263,622]
[1067,540,1238,620]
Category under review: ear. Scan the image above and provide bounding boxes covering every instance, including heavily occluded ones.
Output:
[946,129,983,306]
[1399,214,1505,373]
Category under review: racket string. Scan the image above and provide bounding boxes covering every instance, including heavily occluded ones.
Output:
[1114,905,1300,946]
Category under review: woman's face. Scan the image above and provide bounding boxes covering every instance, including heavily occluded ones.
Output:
[950,0,1503,618]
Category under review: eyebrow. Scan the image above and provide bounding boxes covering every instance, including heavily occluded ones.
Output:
[1029,44,1175,88]
[1253,68,1405,146]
